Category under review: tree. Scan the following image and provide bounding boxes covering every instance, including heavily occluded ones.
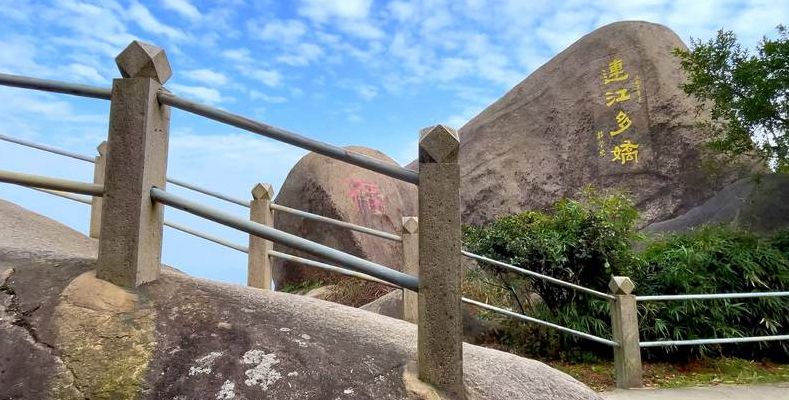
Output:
[673,26,789,172]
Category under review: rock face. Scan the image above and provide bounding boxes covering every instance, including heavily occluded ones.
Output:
[459,21,753,227]
[0,198,600,400]
[273,146,417,303]
[644,173,789,234]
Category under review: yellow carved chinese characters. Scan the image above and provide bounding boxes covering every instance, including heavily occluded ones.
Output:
[603,58,629,84]
[609,111,632,136]
[612,140,639,165]
[605,88,630,106]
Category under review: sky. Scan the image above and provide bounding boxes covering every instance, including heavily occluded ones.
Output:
[1,0,787,284]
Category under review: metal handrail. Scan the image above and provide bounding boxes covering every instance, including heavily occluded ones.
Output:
[0,133,403,242]
[640,335,789,347]
[636,292,789,301]
[32,188,92,204]
[150,187,419,290]
[270,203,402,242]
[0,134,95,162]
[157,91,420,185]
[0,72,112,100]
[462,297,618,346]
[164,220,249,254]
[0,169,104,196]
[269,250,398,287]
[462,250,616,300]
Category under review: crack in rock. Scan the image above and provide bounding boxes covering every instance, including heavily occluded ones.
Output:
[0,267,87,399]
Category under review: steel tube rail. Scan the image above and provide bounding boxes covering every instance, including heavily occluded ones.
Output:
[31,188,92,204]
[150,187,418,290]
[0,134,95,162]
[166,177,250,207]
[0,72,111,100]
[462,251,616,300]
[636,292,789,301]
[158,91,420,185]
[0,169,104,197]
[270,203,402,242]
[0,133,256,208]
[164,220,249,253]
[269,250,398,288]
[462,297,618,346]
[640,335,789,348]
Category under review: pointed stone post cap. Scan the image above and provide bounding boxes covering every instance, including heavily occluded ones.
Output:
[419,124,459,163]
[115,41,172,84]
[609,276,635,295]
[402,216,419,234]
[97,141,108,156]
[251,183,274,200]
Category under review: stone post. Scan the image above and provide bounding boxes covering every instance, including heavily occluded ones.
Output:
[417,125,464,399]
[609,276,643,389]
[88,141,107,239]
[248,183,274,289]
[96,41,172,288]
[401,216,419,323]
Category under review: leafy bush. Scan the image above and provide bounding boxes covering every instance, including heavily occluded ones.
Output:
[464,191,789,361]
[632,226,789,360]
[463,189,640,358]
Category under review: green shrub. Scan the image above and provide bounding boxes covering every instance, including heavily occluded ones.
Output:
[464,191,789,361]
[632,226,789,360]
[463,189,639,359]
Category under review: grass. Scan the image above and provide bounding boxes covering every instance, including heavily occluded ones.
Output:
[549,358,789,392]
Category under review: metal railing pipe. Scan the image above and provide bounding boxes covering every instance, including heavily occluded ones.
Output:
[636,292,789,301]
[0,134,95,162]
[157,91,419,185]
[31,188,92,204]
[462,250,616,300]
[0,72,112,100]
[462,297,619,346]
[640,335,789,347]
[164,220,249,253]
[269,250,398,287]
[270,203,402,242]
[0,169,104,197]
[150,187,418,290]
[166,177,251,207]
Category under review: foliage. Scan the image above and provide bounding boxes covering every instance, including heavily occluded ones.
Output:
[464,191,789,361]
[463,189,640,358]
[463,188,640,311]
[673,26,789,171]
[632,226,789,359]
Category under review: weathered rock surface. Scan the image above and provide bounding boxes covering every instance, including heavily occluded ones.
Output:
[273,146,417,304]
[458,21,755,227]
[643,173,789,234]
[0,198,600,399]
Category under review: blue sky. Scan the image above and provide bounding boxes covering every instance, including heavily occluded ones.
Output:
[1,0,786,284]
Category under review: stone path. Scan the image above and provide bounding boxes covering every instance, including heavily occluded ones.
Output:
[601,383,789,400]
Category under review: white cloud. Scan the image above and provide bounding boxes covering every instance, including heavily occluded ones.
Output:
[67,63,107,83]
[248,90,288,103]
[276,43,324,66]
[298,0,373,22]
[222,48,254,64]
[128,1,188,41]
[249,19,307,43]
[162,0,202,21]
[186,69,229,86]
[169,84,226,104]
[355,85,378,100]
[243,69,282,87]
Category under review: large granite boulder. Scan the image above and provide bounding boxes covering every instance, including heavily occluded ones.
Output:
[644,173,789,234]
[273,146,417,305]
[0,198,600,400]
[458,21,755,227]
